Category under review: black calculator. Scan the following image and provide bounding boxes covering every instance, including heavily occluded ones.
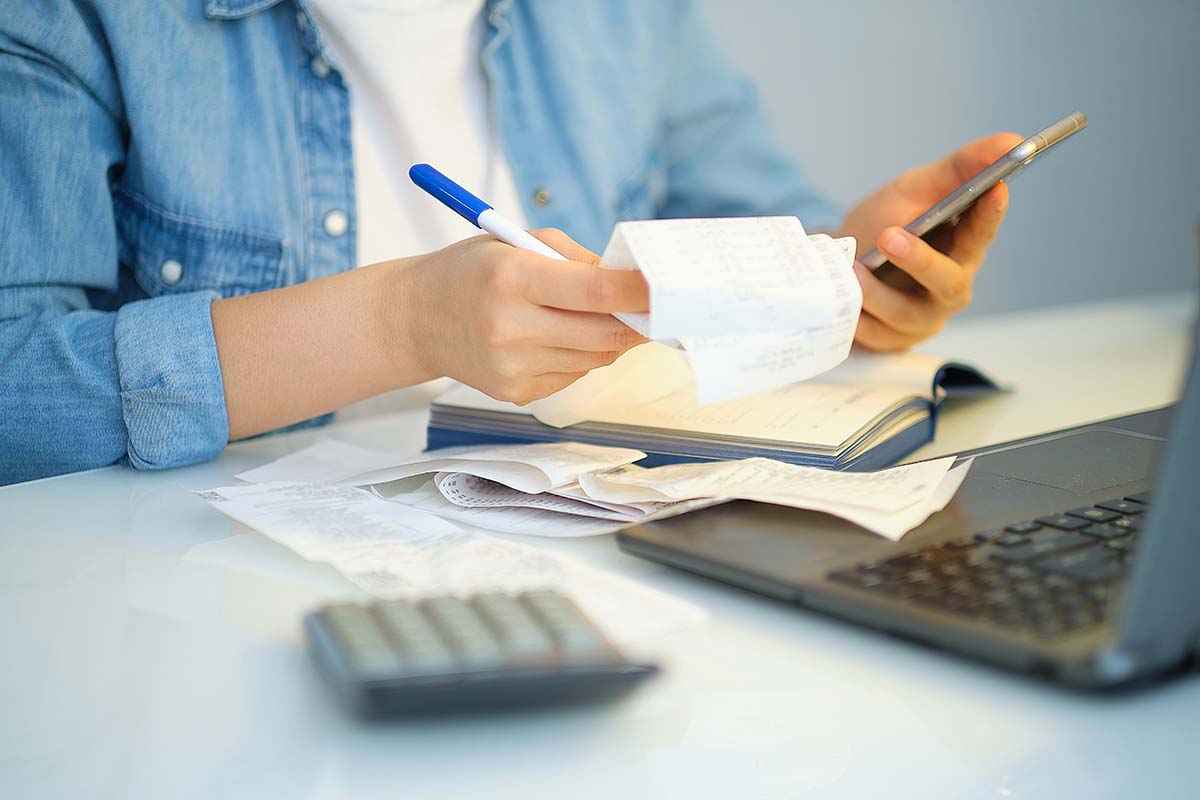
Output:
[304,590,659,718]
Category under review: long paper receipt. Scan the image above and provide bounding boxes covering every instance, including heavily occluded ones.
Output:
[599,217,862,404]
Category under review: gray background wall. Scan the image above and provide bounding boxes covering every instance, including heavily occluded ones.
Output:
[698,0,1200,315]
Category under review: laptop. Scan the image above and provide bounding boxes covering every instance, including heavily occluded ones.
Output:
[616,336,1200,689]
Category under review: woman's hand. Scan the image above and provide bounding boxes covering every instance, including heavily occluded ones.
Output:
[840,132,1023,351]
[390,229,649,404]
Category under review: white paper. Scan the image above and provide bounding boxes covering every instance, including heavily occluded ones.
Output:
[602,217,842,339]
[435,472,638,522]
[579,456,970,540]
[581,456,952,510]
[376,476,721,538]
[238,440,645,495]
[750,459,974,541]
[596,217,862,405]
[198,481,706,644]
[196,481,464,561]
[376,478,627,538]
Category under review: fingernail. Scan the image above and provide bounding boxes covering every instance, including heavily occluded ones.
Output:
[881,229,910,258]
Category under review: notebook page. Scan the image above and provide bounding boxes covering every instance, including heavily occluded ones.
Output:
[433,349,945,450]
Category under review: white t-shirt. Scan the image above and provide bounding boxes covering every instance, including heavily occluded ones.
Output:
[307,0,529,418]
[308,0,528,268]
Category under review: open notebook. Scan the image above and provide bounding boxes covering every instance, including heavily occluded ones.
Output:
[427,346,1001,471]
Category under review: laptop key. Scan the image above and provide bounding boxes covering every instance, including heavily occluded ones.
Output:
[1081,522,1131,540]
[1004,520,1042,534]
[1034,548,1124,583]
[1095,498,1144,515]
[1066,507,1121,524]
[1110,516,1141,533]
[1035,514,1091,531]
[989,530,1093,563]
[1124,490,1153,505]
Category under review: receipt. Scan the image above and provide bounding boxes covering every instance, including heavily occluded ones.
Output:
[375,478,626,537]
[237,440,646,494]
[598,217,862,405]
[435,472,641,521]
[602,217,844,338]
[197,481,707,644]
[579,456,972,540]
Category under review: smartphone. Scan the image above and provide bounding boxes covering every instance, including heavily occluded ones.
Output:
[859,111,1087,283]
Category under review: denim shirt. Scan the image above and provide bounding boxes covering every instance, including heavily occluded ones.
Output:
[0,0,838,485]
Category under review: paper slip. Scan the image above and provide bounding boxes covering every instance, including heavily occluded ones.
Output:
[375,477,723,538]
[597,218,862,405]
[374,478,627,537]
[197,482,707,645]
[237,440,645,495]
[602,217,850,338]
[436,472,645,522]
[579,456,973,541]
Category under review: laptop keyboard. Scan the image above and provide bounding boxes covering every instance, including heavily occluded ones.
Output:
[828,491,1152,638]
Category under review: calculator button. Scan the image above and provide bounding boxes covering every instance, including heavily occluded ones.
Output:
[422,597,505,670]
[323,605,405,680]
[374,601,457,675]
[522,591,606,655]
[472,593,555,658]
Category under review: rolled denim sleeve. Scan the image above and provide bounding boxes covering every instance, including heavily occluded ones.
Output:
[658,0,843,231]
[0,12,229,484]
[113,292,229,471]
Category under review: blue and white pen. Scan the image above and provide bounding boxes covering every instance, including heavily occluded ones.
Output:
[409,163,567,261]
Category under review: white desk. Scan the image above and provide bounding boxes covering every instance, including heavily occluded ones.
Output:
[3,293,1198,800]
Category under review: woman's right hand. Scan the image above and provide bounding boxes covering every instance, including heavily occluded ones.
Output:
[388,228,650,405]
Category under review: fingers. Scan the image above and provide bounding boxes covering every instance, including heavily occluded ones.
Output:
[538,308,648,352]
[538,347,624,373]
[873,229,973,311]
[853,263,945,340]
[945,183,1009,273]
[521,257,650,314]
[935,132,1025,195]
[494,372,589,406]
[854,311,922,352]
[903,132,1025,200]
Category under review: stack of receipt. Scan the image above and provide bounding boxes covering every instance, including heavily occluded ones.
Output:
[199,442,971,641]
[227,440,972,541]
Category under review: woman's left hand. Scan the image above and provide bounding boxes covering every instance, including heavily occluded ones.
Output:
[839,132,1023,350]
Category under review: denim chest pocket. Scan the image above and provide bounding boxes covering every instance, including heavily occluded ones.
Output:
[113,188,284,298]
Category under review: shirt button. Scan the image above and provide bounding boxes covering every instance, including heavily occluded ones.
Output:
[532,187,552,207]
[310,56,331,79]
[322,209,349,237]
[159,259,183,286]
